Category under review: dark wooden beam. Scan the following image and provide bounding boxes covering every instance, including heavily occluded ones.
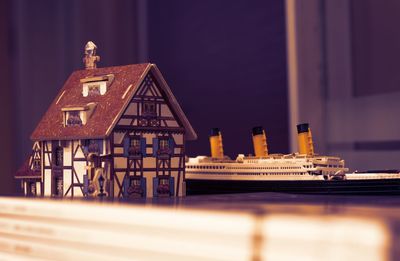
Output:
[114,126,185,133]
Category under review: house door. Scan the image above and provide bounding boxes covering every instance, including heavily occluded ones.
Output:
[26,181,37,196]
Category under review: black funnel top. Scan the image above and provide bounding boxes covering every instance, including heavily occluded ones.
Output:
[252,126,264,136]
[210,128,221,137]
[297,123,309,134]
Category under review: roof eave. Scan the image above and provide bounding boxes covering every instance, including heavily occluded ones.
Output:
[150,64,198,141]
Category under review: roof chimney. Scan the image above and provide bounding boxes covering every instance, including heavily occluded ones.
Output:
[83,41,100,69]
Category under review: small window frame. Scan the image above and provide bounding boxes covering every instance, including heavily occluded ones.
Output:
[129,136,142,156]
[66,111,83,126]
[142,101,157,117]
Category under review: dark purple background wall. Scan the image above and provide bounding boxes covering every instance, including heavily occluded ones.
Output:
[0,0,288,195]
[148,0,288,157]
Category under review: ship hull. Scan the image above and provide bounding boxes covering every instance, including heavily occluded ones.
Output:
[185,179,400,195]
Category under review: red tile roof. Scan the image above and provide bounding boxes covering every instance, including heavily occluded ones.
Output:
[15,159,41,179]
[30,63,197,141]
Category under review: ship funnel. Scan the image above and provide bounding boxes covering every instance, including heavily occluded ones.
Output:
[297,123,314,156]
[252,126,268,157]
[209,128,224,158]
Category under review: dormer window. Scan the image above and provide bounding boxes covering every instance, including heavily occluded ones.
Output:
[62,103,97,127]
[81,74,114,97]
[66,111,82,126]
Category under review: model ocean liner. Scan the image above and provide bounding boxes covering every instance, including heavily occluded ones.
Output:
[185,124,400,194]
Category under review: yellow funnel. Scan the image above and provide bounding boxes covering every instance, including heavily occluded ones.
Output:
[252,126,268,157]
[209,128,224,158]
[297,123,314,156]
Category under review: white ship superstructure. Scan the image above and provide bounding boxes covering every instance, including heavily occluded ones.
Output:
[186,124,348,182]
[186,154,347,181]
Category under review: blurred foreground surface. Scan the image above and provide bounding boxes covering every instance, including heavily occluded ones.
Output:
[1,192,400,260]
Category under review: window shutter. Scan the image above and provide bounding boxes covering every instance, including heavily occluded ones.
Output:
[83,146,89,155]
[152,138,159,157]
[123,175,130,198]
[168,137,175,155]
[169,176,175,196]
[123,136,130,157]
[96,139,103,155]
[140,138,147,156]
[153,177,159,197]
[83,174,88,196]
[141,177,147,197]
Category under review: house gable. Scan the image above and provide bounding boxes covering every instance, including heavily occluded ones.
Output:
[115,71,185,130]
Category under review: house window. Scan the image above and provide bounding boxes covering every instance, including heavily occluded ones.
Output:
[124,136,146,157]
[54,147,63,167]
[81,74,114,97]
[32,159,41,171]
[159,138,170,154]
[157,178,170,195]
[88,83,101,96]
[127,178,144,197]
[63,103,97,127]
[152,137,174,157]
[142,101,156,116]
[129,137,142,156]
[159,139,169,149]
[66,111,82,126]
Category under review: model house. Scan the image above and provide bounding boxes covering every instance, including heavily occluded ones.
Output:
[15,42,197,198]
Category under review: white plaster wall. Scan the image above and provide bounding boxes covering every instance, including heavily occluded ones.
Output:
[75,142,85,158]
[171,157,180,168]
[114,147,123,154]
[125,103,138,115]
[144,171,156,198]
[160,104,173,117]
[44,170,52,196]
[118,118,131,125]
[172,134,183,144]
[114,172,125,197]
[114,157,127,169]
[166,120,179,127]
[63,169,71,196]
[143,133,156,143]
[36,181,41,195]
[63,142,72,166]
[143,157,156,168]
[44,148,51,167]
[74,161,86,182]
[113,132,125,144]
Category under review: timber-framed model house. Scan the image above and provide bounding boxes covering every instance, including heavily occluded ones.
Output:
[15,42,197,198]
